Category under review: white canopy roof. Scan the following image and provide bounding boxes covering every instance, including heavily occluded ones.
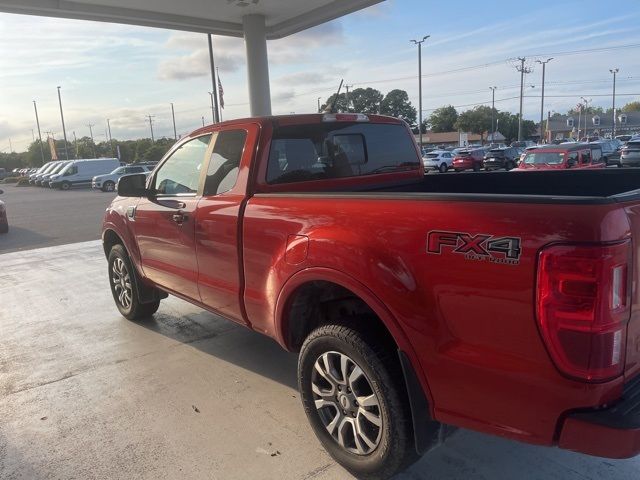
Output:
[0,0,382,38]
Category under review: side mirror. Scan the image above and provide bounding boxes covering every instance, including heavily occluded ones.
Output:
[117,173,149,197]
[567,159,577,168]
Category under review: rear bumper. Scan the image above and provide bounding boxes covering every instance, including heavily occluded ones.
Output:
[559,375,640,459]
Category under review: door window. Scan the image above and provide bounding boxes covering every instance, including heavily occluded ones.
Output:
[153,135,211,195]
[203,130,246,195]
[64,166,77,176]
[580,150,591,165]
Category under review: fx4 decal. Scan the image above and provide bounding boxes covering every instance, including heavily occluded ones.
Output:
[427,230,522,265]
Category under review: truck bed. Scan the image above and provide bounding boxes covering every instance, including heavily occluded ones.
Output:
[370,169,640,202]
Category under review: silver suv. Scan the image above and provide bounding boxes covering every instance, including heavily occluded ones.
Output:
[92,165,152,192]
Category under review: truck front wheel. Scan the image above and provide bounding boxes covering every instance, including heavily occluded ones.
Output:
[108,244,160,320]
[298,324,417,479]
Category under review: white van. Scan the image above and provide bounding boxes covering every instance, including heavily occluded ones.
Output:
[49,158,121,190]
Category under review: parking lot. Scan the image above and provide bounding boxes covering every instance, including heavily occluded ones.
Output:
[2,194,640,479]
[0,185,115,253]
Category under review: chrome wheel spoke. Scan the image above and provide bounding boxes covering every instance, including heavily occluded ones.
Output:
[358,407,382,427]
[356,394,378,408]
[111,257,133,309]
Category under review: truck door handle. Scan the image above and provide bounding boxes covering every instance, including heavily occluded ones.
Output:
[172,211,188,224]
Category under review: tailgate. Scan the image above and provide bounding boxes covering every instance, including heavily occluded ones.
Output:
[624,203,640,380]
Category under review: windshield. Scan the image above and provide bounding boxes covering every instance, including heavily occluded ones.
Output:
[49,162,69,174]
[425,153,439,159]
[523,152,564,165]
[110,167,126,174]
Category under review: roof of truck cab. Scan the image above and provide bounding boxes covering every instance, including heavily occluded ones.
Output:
[189,113,407,137]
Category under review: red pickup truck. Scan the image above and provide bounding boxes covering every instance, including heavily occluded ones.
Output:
[102,113,640,479]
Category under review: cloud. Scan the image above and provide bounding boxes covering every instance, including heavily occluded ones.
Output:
[157,21,346,81]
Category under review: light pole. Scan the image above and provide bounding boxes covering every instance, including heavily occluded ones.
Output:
[610,68,619,137]
[170,103,177,140]
[317,97,322,113]
[207,34,220,123]
[515,57,533,141]
[536,58,553,144]
[490,86,497,143]
[580,96,591,139]
[410,35,430,150]
[57,86,69,159]
[208,92,216,123]
[32,100,45,164]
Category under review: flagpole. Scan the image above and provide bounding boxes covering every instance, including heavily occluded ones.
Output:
[207,34,220,123]
[217,67,223,122]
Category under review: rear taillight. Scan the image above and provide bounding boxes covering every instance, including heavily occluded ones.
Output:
[536,241,632,382]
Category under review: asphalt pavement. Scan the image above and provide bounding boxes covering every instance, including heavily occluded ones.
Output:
[1,241,639,479]
[0,184,115,254]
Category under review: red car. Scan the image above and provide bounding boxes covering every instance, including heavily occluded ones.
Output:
[517,144,605,170]
[103,113,640,479]
[452,148,486,171]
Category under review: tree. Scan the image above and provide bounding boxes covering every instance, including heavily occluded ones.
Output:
[455,106,493,143]
[380,89,417,125]
[348,88,384,114]
[321,93,348,112]
[428,105,458,133]
[622,101,640,113]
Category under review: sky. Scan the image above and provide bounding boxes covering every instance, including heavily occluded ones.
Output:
[1,0,639,152]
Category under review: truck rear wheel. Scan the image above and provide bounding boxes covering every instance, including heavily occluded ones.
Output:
[102,181,115,192]
[298,324,417,480]
[108,244,160,320]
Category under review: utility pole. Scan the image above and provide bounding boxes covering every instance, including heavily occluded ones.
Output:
[107,118,114,158]
[201,116,205,127]
[410,35,430,151]
[33,100,45,164]
[610,68,619,137]
[208,92,215,123]
[344,84,354,112]
[547,110,552,143]
[146,115,155,142]
[536,58,553,144]
[86,123,96,158]
[490,86,497,144]
[317,97,321,113]
[73,131,78,158]
[170,103,177,140]
[57,86,69,159]
[515,57,533,141]
[207,34,220,123]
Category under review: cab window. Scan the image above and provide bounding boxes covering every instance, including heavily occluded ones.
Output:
[153,135,211,195]
[566,152,578,167]
[580,150,591,165]
[204,130,246,195]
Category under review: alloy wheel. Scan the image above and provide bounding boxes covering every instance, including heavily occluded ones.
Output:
[111,257,132,309]
[311,351,383,455]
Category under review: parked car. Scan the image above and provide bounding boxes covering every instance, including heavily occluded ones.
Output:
[616,134,633,143]
[28,162,54,185]
[620,140,640,167]
[452,148,485,171]
[92,164,153,192]
[592,140,621,167]
[510,140,535,149]
[40,161,72,187]
[422,150,453,173]
[517,144,605,170]
[482,147,520,170]
[0,188,6,233]
[103,113,640,479]
[49,158,121,190]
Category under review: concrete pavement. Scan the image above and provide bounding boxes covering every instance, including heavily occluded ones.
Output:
[1,241,640,479]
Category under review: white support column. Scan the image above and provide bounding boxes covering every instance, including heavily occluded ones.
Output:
[243,14,272,116]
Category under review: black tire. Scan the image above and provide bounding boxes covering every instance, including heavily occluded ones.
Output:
[438,163,447,173]
[505,161,514,171]
[102,181,115,192]
[472,163,480,172]
[60,181,71,191]
[299,324,417,480]
[107,244,160,320]
[618,163,623,168]
[454,169,462,173]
